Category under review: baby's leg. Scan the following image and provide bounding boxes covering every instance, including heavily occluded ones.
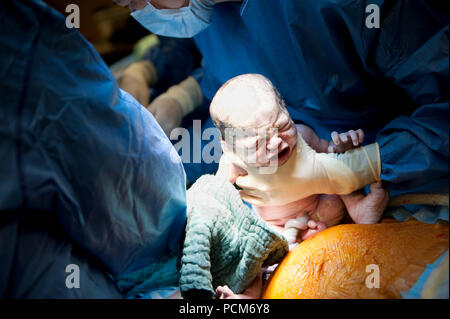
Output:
[340,182,389,224]
[309,194,346,227]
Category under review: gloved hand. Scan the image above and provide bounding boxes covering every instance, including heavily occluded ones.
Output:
[223,132,381,206]
[147,95,184,137]
[147,76,203,137]
[117,61,157,106]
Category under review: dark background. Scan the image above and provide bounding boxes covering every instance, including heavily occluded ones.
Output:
[45,0,150,65]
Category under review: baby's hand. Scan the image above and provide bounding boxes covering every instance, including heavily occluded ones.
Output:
[215,270,263,299]
[215,285,239,299]
[328,129,364,153]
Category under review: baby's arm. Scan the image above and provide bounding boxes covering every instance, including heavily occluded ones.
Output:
[296,124,331,153]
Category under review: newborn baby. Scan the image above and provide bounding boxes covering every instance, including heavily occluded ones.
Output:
[211,74,385,242]
[210,73,389,298]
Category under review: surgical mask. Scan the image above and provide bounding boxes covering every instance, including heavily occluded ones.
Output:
[131,0,215,38]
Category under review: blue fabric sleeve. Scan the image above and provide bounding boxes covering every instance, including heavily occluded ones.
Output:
[142,36,202,96]
[373,3,449,196]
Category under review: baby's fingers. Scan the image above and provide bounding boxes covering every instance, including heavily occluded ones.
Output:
[348,130,359,146]
[339,132,349,144]
[356,129,364,144]
[331,131,340,145]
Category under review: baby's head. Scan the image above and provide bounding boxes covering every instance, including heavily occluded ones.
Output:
[210,74,297,167]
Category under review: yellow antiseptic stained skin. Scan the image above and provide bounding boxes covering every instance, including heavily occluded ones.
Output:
[262,219,449,299]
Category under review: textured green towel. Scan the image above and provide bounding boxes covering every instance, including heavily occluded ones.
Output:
[116,174,288,298]
[180,175,289,298]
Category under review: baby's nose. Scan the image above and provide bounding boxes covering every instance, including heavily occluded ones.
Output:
[267,135,282,152]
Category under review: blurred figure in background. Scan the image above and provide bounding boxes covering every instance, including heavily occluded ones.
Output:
[0,0,187,298]
[117,35,219,183]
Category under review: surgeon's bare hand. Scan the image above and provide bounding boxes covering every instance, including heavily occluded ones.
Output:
[329,129,364,153]
[147,95,183,137]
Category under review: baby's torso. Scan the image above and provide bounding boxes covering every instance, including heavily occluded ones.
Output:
[254,195,320,229]
[254,194,346,238]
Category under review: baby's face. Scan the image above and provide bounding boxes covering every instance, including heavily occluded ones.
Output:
[212,74,298,167]
[228,105,298,167]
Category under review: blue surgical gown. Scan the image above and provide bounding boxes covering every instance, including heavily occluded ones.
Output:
[194,0,449,197]
[142,36,202,98]
[0,0,187,297]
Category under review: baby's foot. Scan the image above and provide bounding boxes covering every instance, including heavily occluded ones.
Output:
[300,219,327,241]
[341,182,389,224]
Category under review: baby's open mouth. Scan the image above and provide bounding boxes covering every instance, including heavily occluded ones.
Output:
[278,147,290,160]
[268,146,291,165]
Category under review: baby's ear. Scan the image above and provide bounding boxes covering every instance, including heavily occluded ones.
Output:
[228,163,247,185]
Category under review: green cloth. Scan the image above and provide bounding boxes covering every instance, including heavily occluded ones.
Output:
[116,175,288,298]
[180,175,288,298]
